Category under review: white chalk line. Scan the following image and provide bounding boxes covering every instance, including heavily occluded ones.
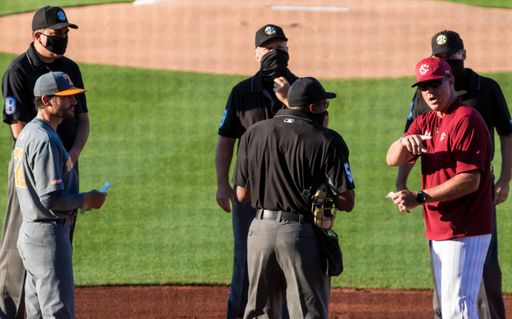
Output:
[133,0,176,6]
[271,6,349,12]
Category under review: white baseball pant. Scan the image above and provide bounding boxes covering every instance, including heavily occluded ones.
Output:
[431,234,491,319]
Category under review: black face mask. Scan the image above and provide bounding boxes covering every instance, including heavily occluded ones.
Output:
[445,59,464,77]
[41,34,68,55]
[260,49,289,79]
[312,111,328,126]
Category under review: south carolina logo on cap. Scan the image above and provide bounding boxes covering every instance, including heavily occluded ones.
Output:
[436,34,447,45]
[58,11,66,21]
[419,64,430,75]
[265,26,276,35]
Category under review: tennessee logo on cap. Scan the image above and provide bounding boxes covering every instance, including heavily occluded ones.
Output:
[265,26,276,35]
[58,11,66,21]
[62,74,74,86]
[436,34,447,45]
[419,64,430,75]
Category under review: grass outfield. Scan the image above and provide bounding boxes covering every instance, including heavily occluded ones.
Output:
[0,52,511,291]
[436,0,512,9]
[0,0,130,17]
[0,0,511,17]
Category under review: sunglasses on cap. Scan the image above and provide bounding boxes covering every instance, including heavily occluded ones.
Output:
[418,76,450,92]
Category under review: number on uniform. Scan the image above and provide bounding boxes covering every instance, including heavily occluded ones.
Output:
[5,97,16,115]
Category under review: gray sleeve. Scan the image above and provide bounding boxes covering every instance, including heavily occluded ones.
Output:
[32,139,66,196]
[39,191,84,211]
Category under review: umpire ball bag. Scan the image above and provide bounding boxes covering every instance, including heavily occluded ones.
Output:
[302,182,343,276]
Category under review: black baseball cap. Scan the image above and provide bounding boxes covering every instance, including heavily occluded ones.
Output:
[431,30,464,55]
[32,6,78,31]
[255,24,288,48]
[287,77,336,107]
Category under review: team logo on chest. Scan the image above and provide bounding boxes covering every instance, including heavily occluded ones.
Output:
[440,132,446,141]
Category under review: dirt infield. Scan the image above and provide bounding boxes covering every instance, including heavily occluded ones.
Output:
[2,1,512,317]
[75,285,512,318]
[1,0,512,79]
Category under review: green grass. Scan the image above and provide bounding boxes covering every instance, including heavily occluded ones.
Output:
[436,0,512,9]
[0,0,511,18]
[0,0,131,17]
[0,52,512,292]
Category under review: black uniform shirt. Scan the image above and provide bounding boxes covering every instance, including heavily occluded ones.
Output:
[232,108,355,215]
[405,68,512,160]
[218,71,297,139]
[2,43,87,149]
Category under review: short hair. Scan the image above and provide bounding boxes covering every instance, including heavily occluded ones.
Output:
[34,96,53,110]
[32,28,45,40]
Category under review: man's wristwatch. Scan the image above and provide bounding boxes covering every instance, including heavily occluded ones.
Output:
[416,191,427,205]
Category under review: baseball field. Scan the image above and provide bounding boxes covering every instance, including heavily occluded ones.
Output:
[1,0,512,317]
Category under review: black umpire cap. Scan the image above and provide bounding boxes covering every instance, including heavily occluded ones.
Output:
[255,24,288,48]
[431,30,464,55]
[287,77,336,107]
[32,6,78,31]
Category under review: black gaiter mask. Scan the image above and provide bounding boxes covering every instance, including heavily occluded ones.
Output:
[41,34,68,55]
[313,111,328,126]
[445,59,464,77]
[260,49,290,79]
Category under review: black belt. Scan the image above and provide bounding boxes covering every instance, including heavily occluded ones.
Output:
[257,209,312,224]
[31,218,69,225]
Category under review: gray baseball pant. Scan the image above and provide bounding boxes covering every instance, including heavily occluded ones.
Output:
[0,150,26,319]
[244,214,330,319]
[17,218,75,319]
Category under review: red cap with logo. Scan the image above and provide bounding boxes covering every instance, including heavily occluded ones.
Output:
[411,57,452,87]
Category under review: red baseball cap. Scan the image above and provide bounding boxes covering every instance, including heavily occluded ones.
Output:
[411,57,452,87]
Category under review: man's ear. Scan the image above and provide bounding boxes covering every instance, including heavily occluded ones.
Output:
[461,49,467,61]
[41,95,52,107]
[308,103,315,113]
[448,76,456,88]
[33,30,43,43]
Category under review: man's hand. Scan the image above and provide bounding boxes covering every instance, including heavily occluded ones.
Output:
[400,135,432,156]
[273,77,290,106]
[83,190,107,211]
[493,178,510,205]
[392,190,419,213]
[216,184,236,213]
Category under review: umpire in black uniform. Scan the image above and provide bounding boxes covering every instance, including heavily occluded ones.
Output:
[233,77,355,318]
[396,30,512,319]
[215,24,297,319]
